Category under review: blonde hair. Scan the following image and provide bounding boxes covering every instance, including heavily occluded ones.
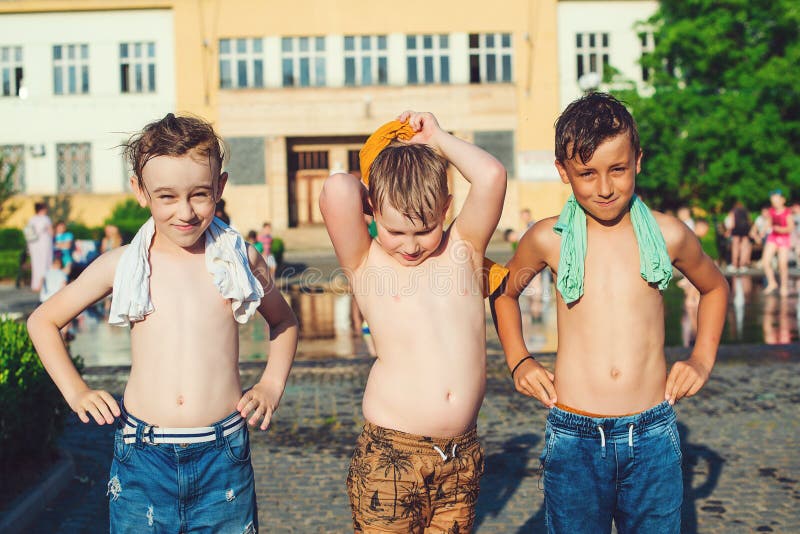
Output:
[368,143,449,227]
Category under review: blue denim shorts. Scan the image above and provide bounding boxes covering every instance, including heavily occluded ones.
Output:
[108,405,258,533]
[540,401,682,534]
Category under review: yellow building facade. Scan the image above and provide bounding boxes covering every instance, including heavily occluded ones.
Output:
[2,0,568,235]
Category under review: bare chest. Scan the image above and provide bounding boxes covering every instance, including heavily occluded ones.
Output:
[147,257,231,318]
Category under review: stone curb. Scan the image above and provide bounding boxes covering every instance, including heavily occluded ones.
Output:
[0,450,76,534]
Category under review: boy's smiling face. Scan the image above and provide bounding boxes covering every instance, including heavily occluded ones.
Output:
[556,133,641,225]
[373,199,450,267]
[132,149,227,253]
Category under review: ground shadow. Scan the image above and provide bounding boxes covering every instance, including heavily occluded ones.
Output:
[679,422,725,533]
[475,433,544,532]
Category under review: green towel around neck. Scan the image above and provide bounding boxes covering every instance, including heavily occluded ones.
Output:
[553,194,672,304]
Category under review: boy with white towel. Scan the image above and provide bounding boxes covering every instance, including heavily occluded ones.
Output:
[27,113,298,533]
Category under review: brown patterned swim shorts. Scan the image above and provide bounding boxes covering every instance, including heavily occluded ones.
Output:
[346,421,484,533]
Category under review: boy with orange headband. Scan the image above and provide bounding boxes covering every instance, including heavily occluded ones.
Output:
[321,111,506,533]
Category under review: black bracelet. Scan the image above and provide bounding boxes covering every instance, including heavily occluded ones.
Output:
[511,355,535,379]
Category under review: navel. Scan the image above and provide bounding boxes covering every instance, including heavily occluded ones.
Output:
[446,391,454,402]
[610,367,621,379]
[177,395,185,406]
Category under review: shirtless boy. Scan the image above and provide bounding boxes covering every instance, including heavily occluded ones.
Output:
[320,111,506,533]
[493,93,729,533]
[27,114,298,533]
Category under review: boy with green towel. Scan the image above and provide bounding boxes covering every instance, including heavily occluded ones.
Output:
[493,93,729,533]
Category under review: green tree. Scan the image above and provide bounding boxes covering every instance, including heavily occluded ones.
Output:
[617,0,800,214]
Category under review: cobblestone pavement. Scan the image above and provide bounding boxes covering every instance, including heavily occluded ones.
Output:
[22,343,799,533]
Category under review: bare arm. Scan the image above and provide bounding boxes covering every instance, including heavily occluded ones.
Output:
[491,219,558,407]
[27,247,124,424]
[237,246,299,430]
[399,111,507,254]
[665,215,730,404]
[319,172,373,273]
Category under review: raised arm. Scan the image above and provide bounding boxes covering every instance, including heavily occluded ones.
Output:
[238,246,299,430]
[399,111,507,254]
[491,219,559,407]
[27,247,123,424]
[663,214,730,404]
[319,172,373,272]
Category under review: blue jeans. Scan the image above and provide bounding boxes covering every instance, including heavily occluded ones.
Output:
[540,401,682,534]
[108,410,258,533]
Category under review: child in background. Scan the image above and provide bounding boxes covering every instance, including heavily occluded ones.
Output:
[40,250,68,303]
[257,222,277,277]
[53,221,74,273]
[246,230,264,255]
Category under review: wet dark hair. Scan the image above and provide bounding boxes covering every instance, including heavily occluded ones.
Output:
[34,201,47,212]
[123,113,226,190]
[555,92,640,164]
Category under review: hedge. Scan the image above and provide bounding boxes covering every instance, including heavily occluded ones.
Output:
[0,319,80,469]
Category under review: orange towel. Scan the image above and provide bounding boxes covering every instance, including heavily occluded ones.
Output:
[484,258,509,299]
[358,120,416,185]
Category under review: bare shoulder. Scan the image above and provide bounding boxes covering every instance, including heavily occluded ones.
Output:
[86,244,127,281]
[521,216,560,253]
[651,211,695,256]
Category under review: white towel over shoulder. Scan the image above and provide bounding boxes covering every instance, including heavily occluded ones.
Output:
[108,217,264,327]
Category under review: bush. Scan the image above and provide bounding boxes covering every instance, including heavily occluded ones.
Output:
[0,227,25,251]
[271,237,285,265]
[105,198,150,244]
[0,319,80,469]
[67,222,102,241]
[0,249,22,279]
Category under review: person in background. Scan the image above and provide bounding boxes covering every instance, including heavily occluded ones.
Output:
[39,250,71,339]
[101,224,123,253]
[677,206,695,232]
[246,230,264,255]
[762,189,794,296]
[215,198,231,225]
[257,222,277,277]
[25,201,53,292]
[724,202,752,272]
[53,221,74,274]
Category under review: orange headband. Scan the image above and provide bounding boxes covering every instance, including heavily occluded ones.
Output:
[358,120,416,185]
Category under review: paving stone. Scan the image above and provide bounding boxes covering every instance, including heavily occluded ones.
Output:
[17,345,800,533]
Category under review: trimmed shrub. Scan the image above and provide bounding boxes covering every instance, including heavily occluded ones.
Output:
[67,222,102,241]
[0,319,80,469]
[0,249,22,279]
[104,198,150,244]
[0,227,25,251]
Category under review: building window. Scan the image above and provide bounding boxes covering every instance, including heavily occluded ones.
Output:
[576,32,610,82]
[219,38,265,89]
[469,33,512,84]
[406,34,450,85]
[0,144,25,191]
[639,32,655,82]
[120,42,156,93]
[344,35,388,86]
[1,46,23,97]
[53,44,90,95]
[281,36,326,87]
[56,143,91,193]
